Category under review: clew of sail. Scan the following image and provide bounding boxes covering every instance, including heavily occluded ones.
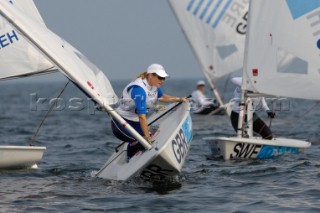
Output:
[167,0,248,80]
[0,0,56,80]
[243,0,320,100]
[0,1,118,106]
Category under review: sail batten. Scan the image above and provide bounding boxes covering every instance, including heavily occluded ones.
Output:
[243,0,320,100]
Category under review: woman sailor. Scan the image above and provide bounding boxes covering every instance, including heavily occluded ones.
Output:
[112,64,187,160]
[230,77,276,139]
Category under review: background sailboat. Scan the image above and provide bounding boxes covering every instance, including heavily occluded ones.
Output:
[0,0,59,169]
[0,0,123,169]
[0,0,56,80]
[167,0,248,111]
[205,0,318,159]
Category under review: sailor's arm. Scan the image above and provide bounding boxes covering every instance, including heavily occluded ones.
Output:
[261,97,270,111]
[158,94,187,103]
[262,97,276,118]
[138,114,152,142]
[131,87,152,142]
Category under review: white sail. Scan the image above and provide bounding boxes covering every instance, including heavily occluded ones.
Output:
[0,0,55,80]
[9,0,46,25]
[0,1,117,105]
[168,0,248,79]
[243,0,320,100]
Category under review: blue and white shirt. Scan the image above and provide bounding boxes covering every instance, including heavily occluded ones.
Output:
[117,77,163,122]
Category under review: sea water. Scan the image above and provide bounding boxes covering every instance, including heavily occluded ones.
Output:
[0,78,319,212]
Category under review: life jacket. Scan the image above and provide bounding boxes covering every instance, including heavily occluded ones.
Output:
[231,86,270,113]
[117,77,158,122]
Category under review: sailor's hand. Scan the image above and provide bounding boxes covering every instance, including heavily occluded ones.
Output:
[177,97,188,102]
[267,110,276,118]
[154,105,166,112]
[144,135,153,144]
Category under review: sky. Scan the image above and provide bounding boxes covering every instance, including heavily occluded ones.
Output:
[33,0,201,81]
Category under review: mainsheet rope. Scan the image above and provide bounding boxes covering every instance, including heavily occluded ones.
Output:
[29,80,70,146]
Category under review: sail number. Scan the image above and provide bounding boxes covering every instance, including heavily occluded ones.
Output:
[236,11,248,35]
[172,129,188,164]
[0,30,19,50]
[230,143,262,159]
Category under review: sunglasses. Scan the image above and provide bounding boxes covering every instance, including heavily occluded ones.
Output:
[153,73,166,81]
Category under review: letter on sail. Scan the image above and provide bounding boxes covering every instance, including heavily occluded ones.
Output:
[168,0,248,79]
[0,0,118,106]
[0,0,56,80]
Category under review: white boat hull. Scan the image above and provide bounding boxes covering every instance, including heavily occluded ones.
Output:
[96,102,193,180]
[204,137,311,160]
[0,146,46,169]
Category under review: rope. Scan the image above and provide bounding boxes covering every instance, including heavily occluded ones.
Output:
[111,117,136,141]
[29,80,70,146]
[108,105,167,142]
[221,73,231,100]
[250,99,319,138]
[283,101,320,136]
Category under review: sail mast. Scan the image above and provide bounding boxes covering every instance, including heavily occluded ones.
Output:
[237,0,254,137]
[202,68,224,106]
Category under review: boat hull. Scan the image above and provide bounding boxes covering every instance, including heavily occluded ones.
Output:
[96,102,193,180]
[193,104,219,115]
[204,137,311,160]
[0,146,46,169]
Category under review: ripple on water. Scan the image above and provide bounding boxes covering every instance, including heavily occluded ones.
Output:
[1,81,320,212]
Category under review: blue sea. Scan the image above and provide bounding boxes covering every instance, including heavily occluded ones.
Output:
[0,78,320,212]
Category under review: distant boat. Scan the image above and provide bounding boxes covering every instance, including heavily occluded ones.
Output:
[0,0,193,180]
[205,0,316,160]
[168,0,248,114]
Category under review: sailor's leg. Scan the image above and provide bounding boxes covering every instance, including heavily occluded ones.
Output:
[111,119,134,142]
[230,111,239,132]
[252,113,273,140]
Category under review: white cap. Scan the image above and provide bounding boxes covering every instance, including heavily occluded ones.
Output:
[197,80,206,86]
[147,64,169,78]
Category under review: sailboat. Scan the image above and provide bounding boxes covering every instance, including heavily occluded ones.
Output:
[0,1,193,180]
[0,0,59,169]
[204,0,316,160]
[168,0,248,114]
[96,102,192,180]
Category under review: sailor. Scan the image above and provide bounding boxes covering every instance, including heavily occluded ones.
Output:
[230,77,275,139]
[191,80,218,114]
[111,64,187,160]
